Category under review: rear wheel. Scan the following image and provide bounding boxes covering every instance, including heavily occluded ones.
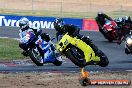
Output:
[28,47,43,66]
[53,53,62,66]
[65,46,86,67]
[53,59,62,66]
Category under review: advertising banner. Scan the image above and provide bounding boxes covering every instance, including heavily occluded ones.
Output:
[82,18,99,31]
[0,14,83,29]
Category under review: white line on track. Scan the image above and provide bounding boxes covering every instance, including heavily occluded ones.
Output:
[0,37,19,40]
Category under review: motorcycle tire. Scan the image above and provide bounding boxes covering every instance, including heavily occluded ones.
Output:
[53,58,62,66]
[104,32,114,42]
[106,37,113,42]
[125,48,130,54]
[99,29,113,42]
[53,53,62,66]
[28,48,43,66]
[65,46,86,67]
[98,50,109,67]
[99,29,105,34]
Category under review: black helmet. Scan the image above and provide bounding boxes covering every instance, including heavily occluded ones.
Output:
[19,17,29,29]
[54,18,64,30]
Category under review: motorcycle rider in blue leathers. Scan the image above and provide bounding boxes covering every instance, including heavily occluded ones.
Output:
[18,17,53,57]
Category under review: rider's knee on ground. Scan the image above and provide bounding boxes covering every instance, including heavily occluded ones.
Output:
[19,42,28,51]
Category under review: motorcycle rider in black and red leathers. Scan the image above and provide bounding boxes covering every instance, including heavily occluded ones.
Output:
[53,18,103,56]
[95,11,113,31]
[96,11,124,44]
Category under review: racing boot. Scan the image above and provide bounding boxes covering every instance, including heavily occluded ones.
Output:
[21,50,29,57]
[50,44,56,51]
[19,43,29,56]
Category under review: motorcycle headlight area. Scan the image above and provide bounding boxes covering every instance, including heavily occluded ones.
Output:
[59,48,63,52]
[58,39,68,52]
[64,39,68,45]
[126,37,132,45]
[21,36,30,43]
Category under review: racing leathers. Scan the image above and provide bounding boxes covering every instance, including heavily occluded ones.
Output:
[95,13,113,30]
[55,24,100,56]
[19,26,51,56]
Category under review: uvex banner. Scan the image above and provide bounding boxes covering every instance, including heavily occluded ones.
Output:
[0,14,83,29]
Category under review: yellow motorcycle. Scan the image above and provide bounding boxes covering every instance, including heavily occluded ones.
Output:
[56,33,109,67]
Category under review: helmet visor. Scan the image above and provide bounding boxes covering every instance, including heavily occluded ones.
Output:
[19,23,25,28]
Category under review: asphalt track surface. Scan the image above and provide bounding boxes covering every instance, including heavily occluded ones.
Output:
[0,26,132,73]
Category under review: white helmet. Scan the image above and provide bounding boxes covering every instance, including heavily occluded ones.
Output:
[115,17,123,23]
[19,17,29,29]
[123,16,129,21]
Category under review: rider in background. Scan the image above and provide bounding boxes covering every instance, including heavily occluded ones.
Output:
[115,16,132,29]
[95,11,113,30]
[19,17,51,56]
[123,16,132,24]
[115,16,132,44]
[53,18,102,56]
[122,16,132,31]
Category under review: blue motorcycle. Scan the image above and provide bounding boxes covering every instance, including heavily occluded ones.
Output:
[20,30,62,66]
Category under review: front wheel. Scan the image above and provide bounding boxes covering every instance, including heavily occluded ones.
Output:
[99,29,113,42]
[28,47,43,66]
[125,48,130,54]
[97,50,109,67]
[65,47,86,67]
[104,32,113,42]
[106,37,113,42]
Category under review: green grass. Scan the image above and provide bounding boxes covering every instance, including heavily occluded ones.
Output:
[0,38,26,60]
[0,9,131,60]
[0,9,132,19]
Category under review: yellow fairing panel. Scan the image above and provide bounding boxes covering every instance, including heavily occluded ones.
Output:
[57,33,100,63]
[70,37,100,62]
[57,33,71,51]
